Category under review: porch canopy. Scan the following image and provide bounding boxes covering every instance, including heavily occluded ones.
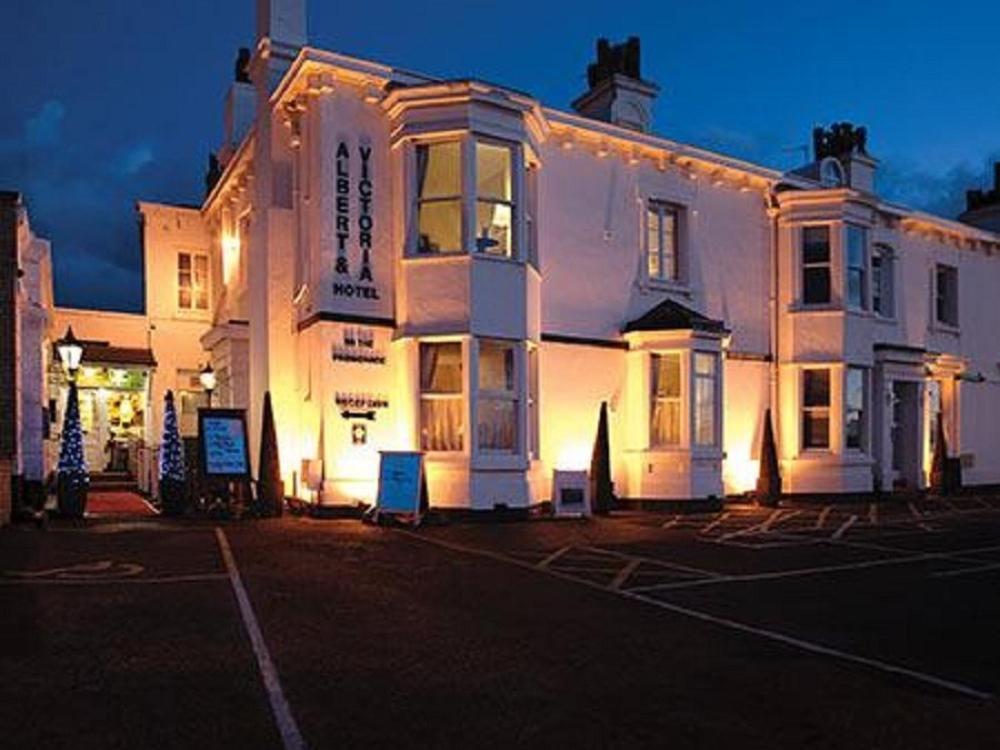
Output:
[622,298,727,335]
[52,340,157,369]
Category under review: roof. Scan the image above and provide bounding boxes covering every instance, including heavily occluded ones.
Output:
[622,298,727,335]
[54,340,157,368]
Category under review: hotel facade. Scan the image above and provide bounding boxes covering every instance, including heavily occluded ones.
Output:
[7,0,1000,519]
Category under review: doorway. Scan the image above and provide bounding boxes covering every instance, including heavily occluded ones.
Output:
[890,381,921,490]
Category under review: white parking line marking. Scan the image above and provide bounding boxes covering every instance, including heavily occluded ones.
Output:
[814,506,833,530]
[537,546,571,569]
[216,529,306,750]
[628,551,962,593]
[662,515,682,529]
[700,512,731,534]
[933,562,1000,579]
[403,531,993,701]
[0,573,227,587]
[578,545,722,578]
[610,559,642,590]
[832,515,857,540]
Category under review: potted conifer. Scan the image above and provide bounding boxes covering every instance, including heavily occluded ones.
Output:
[158,391,187,516]
[56,381,89,518]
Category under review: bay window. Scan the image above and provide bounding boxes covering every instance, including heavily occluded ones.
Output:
[845,367,866,451]
[802,226,831,305]
[651,353,682,446]
[420,342,463,451]
[413,138,517,258]
[802,369,831,450]
[477,340,518,452]
[694,353,718,446]
[846,225,868,310]
[646,202,679,282]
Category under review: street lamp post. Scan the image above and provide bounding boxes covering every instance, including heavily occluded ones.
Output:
[199,362,216,407]
[57,326,83,380]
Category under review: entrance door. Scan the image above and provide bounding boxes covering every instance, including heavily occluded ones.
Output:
[78,389,106,472]
[891,381,921,490]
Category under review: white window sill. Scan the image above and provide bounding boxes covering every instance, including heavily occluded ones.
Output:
[930,321,961,337]
[787,302,841,314]
[872,313,897,325]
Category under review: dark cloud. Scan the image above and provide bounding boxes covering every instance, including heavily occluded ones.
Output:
[877,154,1000,220]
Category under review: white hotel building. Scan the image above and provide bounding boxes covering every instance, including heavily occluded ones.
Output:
[7,0,1000,518]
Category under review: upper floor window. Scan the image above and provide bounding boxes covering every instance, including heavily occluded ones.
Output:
[646,202,679,282]
[872,244,894,317]
[416,142,462,254]
[935,263,959,328]
[802,226,831,305]
[475,142,514,257]
[477,340,517,452]
[802,368,830,450]
[846,225,868,310]
[419,342,463,452]
[178,251,209,311]
[651,352,682,446]
[414,139,516,258]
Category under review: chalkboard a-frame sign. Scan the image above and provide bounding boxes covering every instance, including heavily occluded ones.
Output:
[198,408,252,480]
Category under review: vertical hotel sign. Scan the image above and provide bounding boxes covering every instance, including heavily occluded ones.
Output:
[333,139,379,300]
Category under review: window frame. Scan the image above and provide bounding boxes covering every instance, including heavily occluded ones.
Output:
[934,263,959,329]
[476,339,519,454]
[409,136,521,260]
[872,243,895,319]
[418,341,465,453]
[177,250,210,313]
[845,366,867,453]
[650,351,683,448]
[801,368,832,451]
[693,351,720,447]
[845,224,868,311]
[645,201,681,284]
[801,225,832,306]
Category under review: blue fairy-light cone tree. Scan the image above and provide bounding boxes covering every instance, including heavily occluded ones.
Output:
[158,390,187,516]
[57,381,89,518]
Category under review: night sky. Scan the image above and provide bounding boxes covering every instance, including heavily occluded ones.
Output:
[3,0,998,312]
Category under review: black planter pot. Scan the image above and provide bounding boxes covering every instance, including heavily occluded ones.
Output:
[57,475,89,519]
[159,478,188,517]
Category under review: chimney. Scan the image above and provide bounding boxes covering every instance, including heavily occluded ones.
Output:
[572,37,659,133]
[254,0,307,93]
[219,48,256,166]
[959,162,1000,233]
[809,122,878,193]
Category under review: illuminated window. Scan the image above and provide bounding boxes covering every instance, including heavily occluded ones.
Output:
[413,139,517,258]
[475,142,514,257]
[935,264,959,327]
[178,251,209,311]
[646,202,679,282]
[420,342,463,451]
[802,369,831,450]
[802,226,831,305]
[416,142,462,254]
[694,353,718,446]
[846,225,868,310]
[872,244,894,317]
[845,367,866,451]
[651,353,682,446]
[477,340,517,452]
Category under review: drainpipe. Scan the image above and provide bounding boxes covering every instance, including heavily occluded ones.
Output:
[766,191,781,449]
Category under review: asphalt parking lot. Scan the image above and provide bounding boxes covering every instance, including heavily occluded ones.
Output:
[2,496,1000,749]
